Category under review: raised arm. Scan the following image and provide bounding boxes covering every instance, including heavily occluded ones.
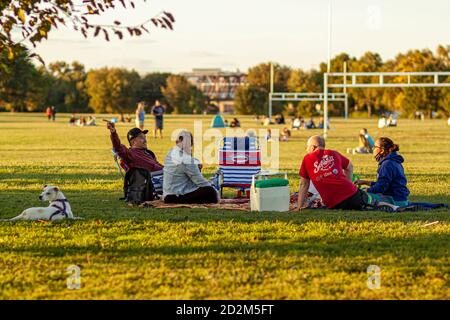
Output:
[107,121,131,162]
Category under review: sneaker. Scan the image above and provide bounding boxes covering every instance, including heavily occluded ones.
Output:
[395,204,421,212]
[375,204,396,213]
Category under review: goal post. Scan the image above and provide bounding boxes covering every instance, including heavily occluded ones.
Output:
[323,71,450,137]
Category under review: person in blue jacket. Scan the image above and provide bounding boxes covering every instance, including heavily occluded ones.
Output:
[355,137,410,206]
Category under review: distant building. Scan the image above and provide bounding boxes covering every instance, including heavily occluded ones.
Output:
[181,68,247,113]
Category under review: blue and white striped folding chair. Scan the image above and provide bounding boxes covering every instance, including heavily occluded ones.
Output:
[218,136,261,197]
[150,169,163,195]
[111,148,163,195]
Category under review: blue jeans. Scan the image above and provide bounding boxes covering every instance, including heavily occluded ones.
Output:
[367,192,408,206]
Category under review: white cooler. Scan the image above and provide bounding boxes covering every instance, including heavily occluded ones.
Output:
[250,172,290,212]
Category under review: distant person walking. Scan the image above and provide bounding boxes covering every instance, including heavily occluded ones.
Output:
[51,106,56,122]
[135,101,146,130]
[151,100,165,138]
[45,107,52,121]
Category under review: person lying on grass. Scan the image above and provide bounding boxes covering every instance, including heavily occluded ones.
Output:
[297,135,405,211]
[354,137,410,206]
[106,121,163,173]
[163,130,219,204]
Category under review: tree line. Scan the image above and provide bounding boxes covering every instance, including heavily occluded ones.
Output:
[0,45,449,117]
[0,52,206,114]
[234,45,450,118]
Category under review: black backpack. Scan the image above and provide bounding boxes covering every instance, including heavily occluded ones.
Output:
[123,168,155,205]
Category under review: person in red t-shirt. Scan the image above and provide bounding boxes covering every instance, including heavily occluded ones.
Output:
[297,135,407,212]
[297,135,417,212]
[298,135,360,210]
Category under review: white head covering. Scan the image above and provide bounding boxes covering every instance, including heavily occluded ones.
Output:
[176,130,193,155]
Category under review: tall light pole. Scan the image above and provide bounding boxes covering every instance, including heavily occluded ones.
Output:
[324,0,332,138]
[327,0,332,73]
[344,61,348,119]
[269,62,274,121]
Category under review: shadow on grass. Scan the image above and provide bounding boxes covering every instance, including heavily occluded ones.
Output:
[1,232,449,260]
[0,190,448,223]
[0,172,115,181]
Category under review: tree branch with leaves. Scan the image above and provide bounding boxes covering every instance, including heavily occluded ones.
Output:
[0,0,175,65]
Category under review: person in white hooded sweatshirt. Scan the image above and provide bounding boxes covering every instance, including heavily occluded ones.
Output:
[163,130,219,204]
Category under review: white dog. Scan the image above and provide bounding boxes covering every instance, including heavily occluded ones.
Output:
[1,185,78,221]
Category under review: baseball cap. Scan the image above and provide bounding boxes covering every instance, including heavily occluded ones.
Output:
[127,128,148,144]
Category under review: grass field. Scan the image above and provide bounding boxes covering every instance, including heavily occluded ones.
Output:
[0,112,449,299]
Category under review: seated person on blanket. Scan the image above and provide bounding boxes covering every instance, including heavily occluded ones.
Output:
[354,137,410,206]
[297,135,401,211]
[348,128,374,154]
[361,128,375,151]
[106,121,163,173]
[163,130,219,204]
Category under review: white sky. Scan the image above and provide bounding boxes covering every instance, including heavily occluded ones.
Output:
[34,0,450,74]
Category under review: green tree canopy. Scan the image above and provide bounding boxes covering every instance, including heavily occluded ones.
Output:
[44,61,90,113]
[0,49,48,111]
[85,67,141,113]
[390,48,449,117]
[233,62,291,115]
[233,85,267,115]
[161,75,207,114]
[136,72,171,106]
[347,51,384,117]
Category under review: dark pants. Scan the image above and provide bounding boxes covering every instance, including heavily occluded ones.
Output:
[155,117,163,130]
[332,189,369,210]
[164,186,218,204]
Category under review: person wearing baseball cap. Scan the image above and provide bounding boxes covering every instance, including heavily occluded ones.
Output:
[127,127,148,145]
[107,122,163,173]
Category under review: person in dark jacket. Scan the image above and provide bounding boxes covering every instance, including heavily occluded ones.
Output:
[355,137,410,206]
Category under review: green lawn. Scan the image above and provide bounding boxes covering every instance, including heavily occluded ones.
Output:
[0,113,449,299]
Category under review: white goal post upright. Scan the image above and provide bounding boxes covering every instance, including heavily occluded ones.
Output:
[322,71,450,137]
[269,62,274,122]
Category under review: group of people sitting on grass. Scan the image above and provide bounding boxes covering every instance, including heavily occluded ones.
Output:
[292,116,330,130]
[265,128,292,142]
[106,121,413,211]
[223,118,241,128]
[70,114,97,126]
[378,114,398,128]
[297,135,410,211]
[107,122,218,205]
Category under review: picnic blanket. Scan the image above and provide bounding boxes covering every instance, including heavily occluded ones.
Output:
[137,195,446,212]
[138,194,322,211]
[139,198,252,211]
